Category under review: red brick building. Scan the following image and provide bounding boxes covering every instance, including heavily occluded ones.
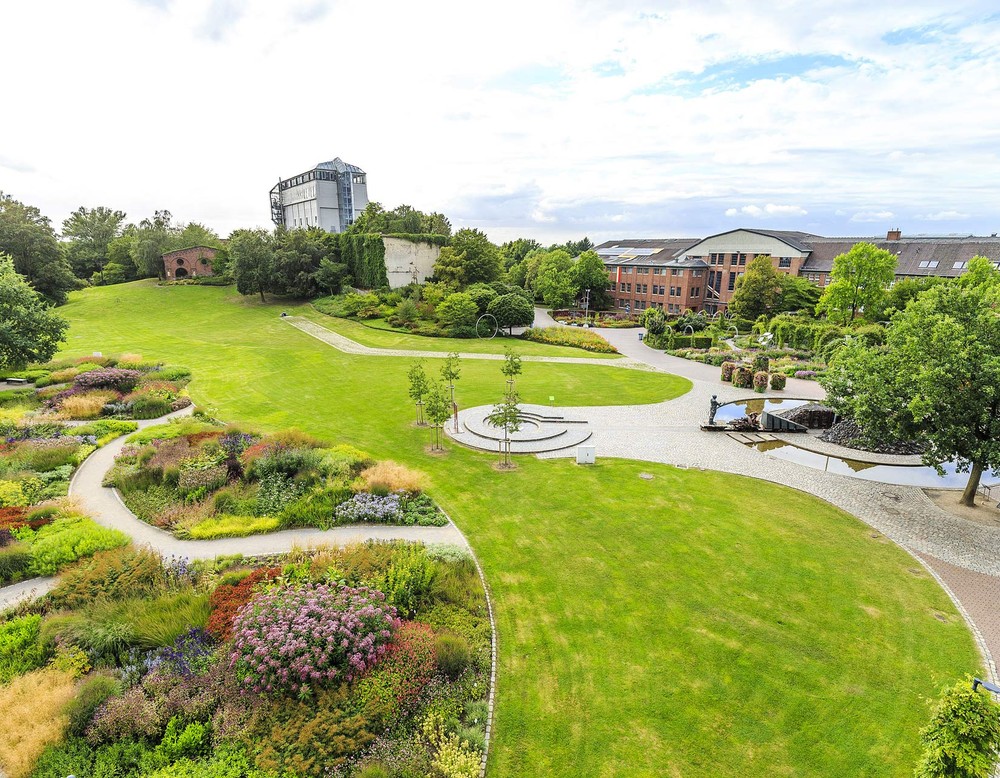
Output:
[163,246,218,280]
[600,228,1000,315]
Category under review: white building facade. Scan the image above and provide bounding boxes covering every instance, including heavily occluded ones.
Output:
[269,158,369,233]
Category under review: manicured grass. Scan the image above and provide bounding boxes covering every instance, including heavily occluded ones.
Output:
[55,280,981,776]
[301,308,622,358]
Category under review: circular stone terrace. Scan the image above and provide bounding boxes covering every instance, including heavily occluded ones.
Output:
[447,403,592,454]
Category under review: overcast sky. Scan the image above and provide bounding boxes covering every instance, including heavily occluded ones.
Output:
[2,1,999,244]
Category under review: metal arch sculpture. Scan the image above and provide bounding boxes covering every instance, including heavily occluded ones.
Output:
[476,313,499,339]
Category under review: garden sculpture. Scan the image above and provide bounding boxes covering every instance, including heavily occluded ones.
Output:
[709,395,720,425]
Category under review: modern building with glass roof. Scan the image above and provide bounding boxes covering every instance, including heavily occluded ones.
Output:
[269,158,369,233]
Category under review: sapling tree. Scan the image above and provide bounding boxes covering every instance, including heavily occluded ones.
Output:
[440,352,461,432]
[501,347,522,397]
[407,361,429,426]
[424,381,451,451]
[486,390,522,467]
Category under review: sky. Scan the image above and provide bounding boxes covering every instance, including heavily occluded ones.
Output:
[2,0,999,245]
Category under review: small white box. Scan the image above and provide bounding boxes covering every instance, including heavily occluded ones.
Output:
[576,445,596,465]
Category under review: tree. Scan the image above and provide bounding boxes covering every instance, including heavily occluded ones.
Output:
[914,678,1000,778]
[61,206,127,279]
[0,253,68,369]
[451,228,502,285]
[728,255,783,321]
[534,254,577,308]
[407,361,429,426]
[464,283,498,314]
[0,192,78,304]
[815,242,897,323]
[441,352,461,433]
[432,247,467,287]
[775,274,821,314]
[436,292,478,328]
[314,257,350,296]
[878,276,947,319]
[501,347,522,396]
[487,293,534,334]
[271,227,338,298]
[500,238,541,269]
[424,381,451,451]
[173,221,224,250]
[821,257,1000,506]
[348,202,451,236]
[571,250,612,309]
[229,229,275,302]
[130,210,176,279]
[486,389,521,468]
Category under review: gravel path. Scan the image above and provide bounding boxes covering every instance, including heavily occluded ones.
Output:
[0,576,56,612]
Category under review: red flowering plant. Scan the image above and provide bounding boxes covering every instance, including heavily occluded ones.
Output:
[206,566,282,640]
[229,582,398,696]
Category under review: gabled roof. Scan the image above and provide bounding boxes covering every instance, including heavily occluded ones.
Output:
[316,157,365,175]
[801,237,1000,276]
[681,228,821,254]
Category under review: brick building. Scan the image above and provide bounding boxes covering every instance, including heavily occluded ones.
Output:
[163,246,218,280]
[600,228,1000,315]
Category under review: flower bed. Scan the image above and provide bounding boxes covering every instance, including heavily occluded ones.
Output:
[520,326,618,354]
[5,541,491,778]
[106,425,449,539]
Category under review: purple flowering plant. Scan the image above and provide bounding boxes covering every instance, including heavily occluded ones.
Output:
[334,492,403,524]
[74,368,143,393]
[230,582,398,696]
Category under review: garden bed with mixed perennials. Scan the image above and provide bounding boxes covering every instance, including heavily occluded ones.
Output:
[0,540,492,778]
[103,419,449,540]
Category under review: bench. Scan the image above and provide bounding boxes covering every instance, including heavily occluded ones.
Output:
[5,378,28,385]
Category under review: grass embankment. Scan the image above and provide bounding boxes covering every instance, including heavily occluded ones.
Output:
[54,280,981,777]
[302,307,622,358]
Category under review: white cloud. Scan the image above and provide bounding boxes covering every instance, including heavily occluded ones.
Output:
[0,0,998,242]
[918,210,970,220]
[725,204,808,218]
[851,210,895,222]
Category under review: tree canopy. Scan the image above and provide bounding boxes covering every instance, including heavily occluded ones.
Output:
[451,229,502,285]
[821,257,1000,505]
[0,253,68,369]
[349,202,451,236]
[229,229,275,302]
[0,192,78,304]
[727,255,783,321]
[61,206,127,279]
[815,242,897,323]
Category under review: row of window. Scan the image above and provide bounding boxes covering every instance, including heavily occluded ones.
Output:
[279,170,367,190]
[609,267,705,278]
[614,284,702,298]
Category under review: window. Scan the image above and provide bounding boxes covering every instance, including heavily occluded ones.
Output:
[671,268,684,276]
[918,260,930,268]
[626,283,632,292]
[691,287,700,297]
[928,261,938,268]
[778,257,792,268]
[618,299,626,309]
[653,268,663,275]
[953,261,967,269]
[739,253,747,265]
[620,283,626,291]
[638,267,649,275]
[730,253,739,262]
[710,253,718,264]
[728,272,737,291]
[693,270,703,277]
[641,284,648,293]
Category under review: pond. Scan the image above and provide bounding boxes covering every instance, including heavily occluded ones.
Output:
[754,439,1000,489]
[714,397,812,423]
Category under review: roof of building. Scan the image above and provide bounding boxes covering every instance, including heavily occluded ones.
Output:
[800,237,1000,276]
[162,245,219,258]
[316,158,365,175]
[595,238,701,267]
[687,228,821,253]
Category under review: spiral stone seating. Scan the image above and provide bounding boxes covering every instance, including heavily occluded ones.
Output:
[447,404,592,455]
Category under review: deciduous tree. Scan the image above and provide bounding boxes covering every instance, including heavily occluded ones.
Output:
[407,361,429,426]
[822,257,1000,506]
[425,381,451,451]
[451,228,502,285]
[487,293,534,334]
[815,242,897,323]
[0,193,77,304]
[0,253,68,369]
[436,292,478,328]
[914,677,1000,778]
[229,229,275,302]
[728,255,783,321]
[61,206,127,279]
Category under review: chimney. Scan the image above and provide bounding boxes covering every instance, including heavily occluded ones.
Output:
[886,228,901,241]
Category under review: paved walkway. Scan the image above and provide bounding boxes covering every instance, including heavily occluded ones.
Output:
[0,576,56,611]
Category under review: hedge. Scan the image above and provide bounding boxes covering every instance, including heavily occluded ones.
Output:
[340,233,388,289]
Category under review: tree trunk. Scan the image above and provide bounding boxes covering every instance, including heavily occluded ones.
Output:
[259,288,266,302]
[961,461,985,507]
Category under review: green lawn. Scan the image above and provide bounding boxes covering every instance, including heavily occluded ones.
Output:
[56,280,980,776]
[301,308,622,358]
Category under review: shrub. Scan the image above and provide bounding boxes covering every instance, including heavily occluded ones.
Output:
[732,366,753,389]
[794,369,817,380]
[49,547,167,610]
[182,513,281,540]
[335,492,404,524]
[520,327,618,354]
[720,361,737,382]
[0,614,49,683]
[434,632,472,679]
[230,583,398,695]
[770,373,787,390]
[206,566,282,640]
[437,293,479,328]
[18,512,130,576]
[421,711,481,778]
[360,461,426,494]
[370,544,438,618]
[753,371,769,393]
[127,395,174,419]
[74,367,143,393]
[914,678,1000,778]
[86,685,163,744]
[751,354,770,374]
[400,493,448,526]
[277,487,351,529]
[58,390,119,420]
[66,673,122,736]
[0,668,77,778]
[354,621,437,719]
[0,541,32,584]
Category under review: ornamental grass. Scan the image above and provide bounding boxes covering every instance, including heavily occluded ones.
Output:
[360,461,426,495]
[0,667,77,778]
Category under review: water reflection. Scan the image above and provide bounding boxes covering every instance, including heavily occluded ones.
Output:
[714,397,811,423]
[754,440,998,488]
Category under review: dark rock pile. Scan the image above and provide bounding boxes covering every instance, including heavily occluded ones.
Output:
[774,403,837,428]
[820,418,926,455]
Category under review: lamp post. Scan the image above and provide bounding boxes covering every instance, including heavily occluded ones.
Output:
[583,288,591,327]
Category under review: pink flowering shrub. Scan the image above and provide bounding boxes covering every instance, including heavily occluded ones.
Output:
[230,583,398,696]
[74,368,143,393]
